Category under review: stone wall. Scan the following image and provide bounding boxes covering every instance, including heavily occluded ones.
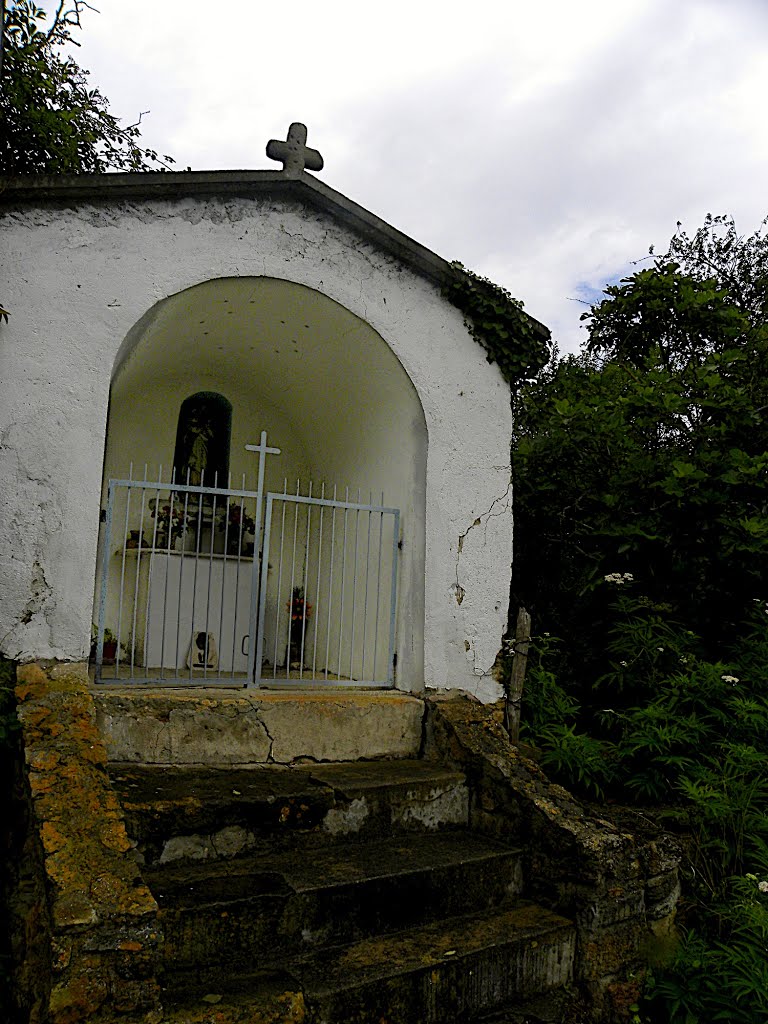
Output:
[7,663,161,1024]
[425,694,681,1022]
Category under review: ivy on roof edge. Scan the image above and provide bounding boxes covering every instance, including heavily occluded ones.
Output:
[444,262,551,386]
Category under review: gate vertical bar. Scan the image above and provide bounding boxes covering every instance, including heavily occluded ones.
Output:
[143,467,163,671]
[312,483,325,678]
[245,432,281,684]
[360,494,373,680]
[272,480,288,678]
[299,483,312,678]
[337,490,349,678]
[95,480,116,682]
[254,494,275,687]
[115,463,133,677]
[324,486,337,680]
[387,510,400,685]
[349,490,361,681]
[372,493,385,680]
[229,473,246,679]
[129,468,149,677]
[173,469,191,675]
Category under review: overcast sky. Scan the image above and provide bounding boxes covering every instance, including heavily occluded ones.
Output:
[53,0,768,352]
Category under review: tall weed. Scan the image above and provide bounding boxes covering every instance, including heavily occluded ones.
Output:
[522,594,768,1022]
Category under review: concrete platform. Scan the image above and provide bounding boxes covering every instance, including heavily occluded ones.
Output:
[93,687,425,764]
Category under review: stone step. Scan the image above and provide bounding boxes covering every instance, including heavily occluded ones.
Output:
[147,830,524,970]
[472,990,573,1023]
[162,970,306,1024]
[110,759,468,866]
[163,902,575,1024]
[94,689,424,765]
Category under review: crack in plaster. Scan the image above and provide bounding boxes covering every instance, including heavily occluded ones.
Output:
[452,480,513,682]
[454,479,513,602]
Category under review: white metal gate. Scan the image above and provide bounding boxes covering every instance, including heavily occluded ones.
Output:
[254,486,400,687]
[94,433,400,687]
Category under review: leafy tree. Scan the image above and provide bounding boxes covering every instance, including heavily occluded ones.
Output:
[1,0,173,175]
[511,216,768,1022]
[512,217,768,683]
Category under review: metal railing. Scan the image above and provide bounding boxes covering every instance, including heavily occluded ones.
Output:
[94,462,400,688]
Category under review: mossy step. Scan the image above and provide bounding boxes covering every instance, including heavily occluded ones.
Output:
[472,989,574,1023]
[161,970,306,1024]
[110,759,468,865]
[295,901,574,1022]
[163,902,574,1024]
[148,830,524,968]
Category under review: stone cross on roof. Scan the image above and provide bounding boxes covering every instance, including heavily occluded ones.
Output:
[266,123,324,178]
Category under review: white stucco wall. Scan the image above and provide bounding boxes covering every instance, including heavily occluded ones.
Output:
[0,191,513,700]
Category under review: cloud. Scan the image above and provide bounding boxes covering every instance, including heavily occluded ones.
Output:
[47,0,768,351]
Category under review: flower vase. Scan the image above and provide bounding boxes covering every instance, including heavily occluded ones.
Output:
[287,623,307,670]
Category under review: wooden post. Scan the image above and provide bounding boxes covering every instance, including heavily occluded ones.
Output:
[505,607,531,743]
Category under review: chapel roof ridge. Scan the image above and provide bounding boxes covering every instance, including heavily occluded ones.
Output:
[0,166,451,283]
[0,165,549,341]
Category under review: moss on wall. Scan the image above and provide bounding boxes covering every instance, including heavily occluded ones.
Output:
[7,661,162,1024]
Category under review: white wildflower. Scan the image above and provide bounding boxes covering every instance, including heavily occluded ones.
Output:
[759,880,768,894]
[604,572,634,585]
[620,660,628,667]
[721,675,739,684]
[656,647,664,653]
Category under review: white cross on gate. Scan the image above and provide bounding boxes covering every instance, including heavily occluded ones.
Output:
[266,122,324,178]
[245,431,281,539]
[244,431,281,679]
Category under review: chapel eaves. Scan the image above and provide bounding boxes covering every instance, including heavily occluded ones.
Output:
[0,165,548,342]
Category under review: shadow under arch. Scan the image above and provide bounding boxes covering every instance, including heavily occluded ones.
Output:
[98,276,427,689]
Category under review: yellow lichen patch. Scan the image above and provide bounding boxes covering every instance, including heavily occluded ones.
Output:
[22,704,53,728]
[29,748,62,773]
[41,820,68,854]
[28,770,59,795]
[52,889,97,928]
[13,660,163,1022]
[49,965,109,1024]
[48,662,89,687]
[15,662,49,700]
[51,938,72,971]
[70,719,101,746]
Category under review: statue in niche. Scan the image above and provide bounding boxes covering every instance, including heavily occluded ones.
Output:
[173,391,232,488]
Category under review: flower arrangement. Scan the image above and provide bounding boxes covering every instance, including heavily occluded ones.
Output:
[150,498,189,542]
[219,503,256,536]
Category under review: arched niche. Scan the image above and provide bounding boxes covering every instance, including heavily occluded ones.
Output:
[173,391,232,486]
[98,276,428,689]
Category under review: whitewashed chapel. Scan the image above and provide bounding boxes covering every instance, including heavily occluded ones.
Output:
[0,124,543,708]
